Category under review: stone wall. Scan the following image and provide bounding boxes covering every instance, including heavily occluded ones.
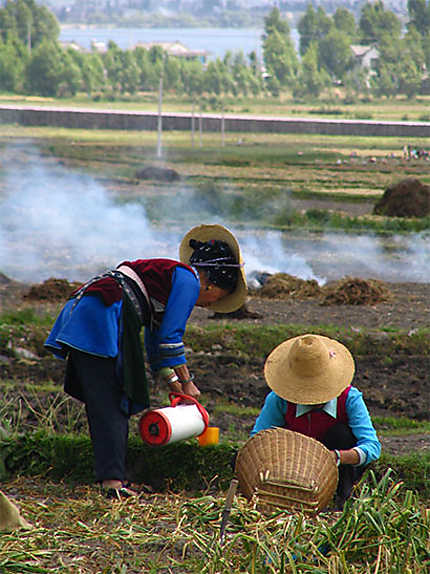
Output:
[1,104,430,137]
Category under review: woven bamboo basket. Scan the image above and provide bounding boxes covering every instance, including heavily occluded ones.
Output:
[235,428,338,514]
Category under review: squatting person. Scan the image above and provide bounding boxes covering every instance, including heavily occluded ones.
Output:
[251,333,381,509]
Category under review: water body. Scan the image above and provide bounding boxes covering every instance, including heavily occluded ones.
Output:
[59,26,299,60]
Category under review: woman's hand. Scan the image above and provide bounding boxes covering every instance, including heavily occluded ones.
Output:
[167,377,201,401]
[182,380,201,400]
[168,379,183,395]
[332,448,360,466]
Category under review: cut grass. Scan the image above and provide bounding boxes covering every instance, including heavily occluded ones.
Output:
[0,468,428,573]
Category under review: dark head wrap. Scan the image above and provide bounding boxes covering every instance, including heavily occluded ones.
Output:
[189,239,239,292]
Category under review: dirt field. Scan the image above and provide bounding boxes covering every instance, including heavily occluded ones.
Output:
[189,283,430,456]
[1,276,429,458]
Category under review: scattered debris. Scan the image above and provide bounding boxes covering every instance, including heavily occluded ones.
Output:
[373,178,430,217]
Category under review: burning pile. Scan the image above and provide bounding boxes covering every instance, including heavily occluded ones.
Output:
[252,273,321,299]
[24,278,80,302]
[320,277,391,306]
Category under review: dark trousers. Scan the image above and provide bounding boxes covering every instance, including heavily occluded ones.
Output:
[321,423,366,507]
[68,350,129,483]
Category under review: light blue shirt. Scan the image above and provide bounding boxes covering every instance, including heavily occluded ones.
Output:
[251,387,381,466]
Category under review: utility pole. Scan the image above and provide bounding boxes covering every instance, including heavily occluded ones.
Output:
[156,52,168,159]
[27,20,32,54]
[191,100,195,148]
[156,73,163,159]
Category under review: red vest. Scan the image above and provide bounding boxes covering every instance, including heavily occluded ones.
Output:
[77,259,195,308]
[123,259,195,306]
[284,386,351,441]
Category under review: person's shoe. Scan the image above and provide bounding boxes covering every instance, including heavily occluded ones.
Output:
[102,481,138,501]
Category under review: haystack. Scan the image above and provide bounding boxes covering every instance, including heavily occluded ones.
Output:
[321,277,391,306]
[24,278,80,302]
[373,178,430,217]
[135,166,180,182]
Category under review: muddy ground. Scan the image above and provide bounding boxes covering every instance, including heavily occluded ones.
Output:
[1,276,429,457]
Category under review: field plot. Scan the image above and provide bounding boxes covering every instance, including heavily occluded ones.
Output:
[0,124,429,573]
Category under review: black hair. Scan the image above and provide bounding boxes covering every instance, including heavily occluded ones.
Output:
[189,238,239,292]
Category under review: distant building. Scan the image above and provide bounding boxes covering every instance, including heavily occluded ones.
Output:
[91,40,108,53]
[350,44,379,87]
[59,41,84,52]
[350,45,379,73]
[134,41,208,63]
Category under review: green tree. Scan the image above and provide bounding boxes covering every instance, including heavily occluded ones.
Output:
[263,7,298,87]
[0,6,16,44]
[231,51,251,96]
[398,29,425,98]
[421,34,430,71]
[371,32,423,99]
[407,0,430,36]
[319,29,354,82]
[25,39,62,96]
[397,54,422,98]
[134,46,159,91]
[263,28,298,86]
[205,60,223,95]
[298,4,332,56]
[333,7,357,39]
[265,74,281,97]
[204,58,234,95]
[359,1,401,45]
[371,62,397,97]
[263,5,291,37]
[68,49,105,96]
[180,58,205,98]
[57,48,82,96]
[293,42,329,98]
[103,41,123,94]
[0,0,59,50]
[0,39,25,92]
[163,55,181,92]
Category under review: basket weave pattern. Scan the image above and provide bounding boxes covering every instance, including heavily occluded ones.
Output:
[235,428,339,513]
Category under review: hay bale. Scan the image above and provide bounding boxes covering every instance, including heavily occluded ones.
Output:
[373,178,430,217]
[256,273,321,300]
[321,277,391,306]
[135,166,181,182]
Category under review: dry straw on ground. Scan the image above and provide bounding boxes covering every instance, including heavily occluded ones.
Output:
[250,273,391,306]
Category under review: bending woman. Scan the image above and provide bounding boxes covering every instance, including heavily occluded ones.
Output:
[45,224,247,499]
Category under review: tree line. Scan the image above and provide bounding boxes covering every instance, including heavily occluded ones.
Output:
[1,0,430,101]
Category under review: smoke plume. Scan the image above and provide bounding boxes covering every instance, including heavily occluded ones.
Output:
[0,145,429,285]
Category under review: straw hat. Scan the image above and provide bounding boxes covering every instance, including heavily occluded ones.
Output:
[0,491,33,532]
[179,224,247,313]
[264,334,355,404]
